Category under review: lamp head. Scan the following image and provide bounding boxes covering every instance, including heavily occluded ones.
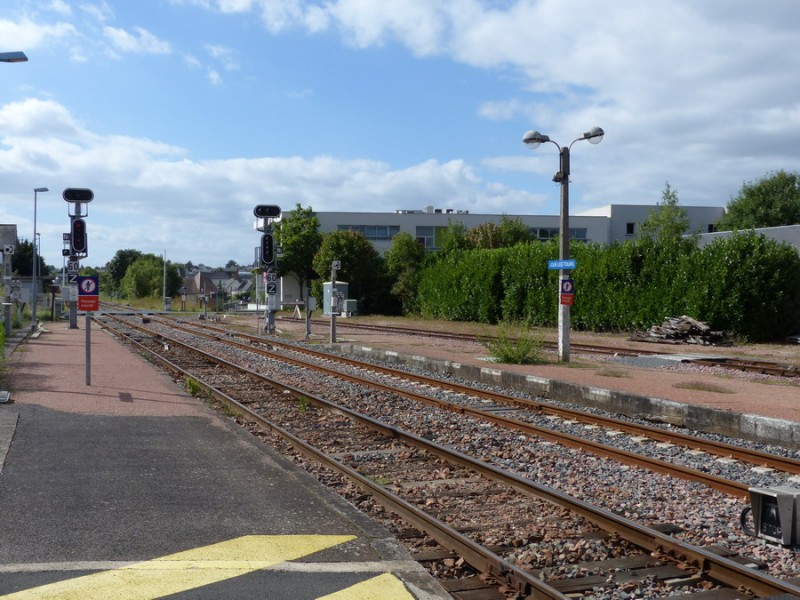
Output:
[34,187,48,193]
[0,51,28,63]
[523,130,550,150]
[582,127,604,144]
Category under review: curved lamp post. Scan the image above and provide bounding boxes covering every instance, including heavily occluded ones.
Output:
[523,127,604,362]
[32,187,49,332]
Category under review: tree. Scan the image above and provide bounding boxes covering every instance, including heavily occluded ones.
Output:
[640,181,691,243]
[10,239,46,278]
[106,249,143,294]
[119,254,182,299]
[466,222,503,249]
[438,221,470,254]
[274,203,322,301]
[385,232,426,314]
[717,170,800,231]
[225,259,238,269]
[498,216,533,247]
[312,230,393,315]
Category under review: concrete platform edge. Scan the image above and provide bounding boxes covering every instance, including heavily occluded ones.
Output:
[336,344,800,449]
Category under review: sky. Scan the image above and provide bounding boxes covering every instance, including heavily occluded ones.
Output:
[1,0,799,270]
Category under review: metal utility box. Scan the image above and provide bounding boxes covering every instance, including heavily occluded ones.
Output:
[342,299,358,317]
[747,486,800,545]
[323,282,348,316]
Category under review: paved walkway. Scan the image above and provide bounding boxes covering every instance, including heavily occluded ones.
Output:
[0,321,449,600]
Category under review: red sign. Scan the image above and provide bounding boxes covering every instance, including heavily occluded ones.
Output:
[78,295,99,311]
[560,293,574,306]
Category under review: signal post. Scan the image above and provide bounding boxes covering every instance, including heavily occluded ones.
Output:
[254,204,281,334]
[63,188,96,385]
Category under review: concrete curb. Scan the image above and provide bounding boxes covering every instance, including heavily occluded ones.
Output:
[337,344,800,449]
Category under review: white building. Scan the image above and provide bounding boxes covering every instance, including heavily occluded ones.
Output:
[278,204,726,305]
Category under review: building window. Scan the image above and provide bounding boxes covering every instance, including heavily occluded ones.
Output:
[415,226,436,249]
[338,224,400,240]
[529,227,588,242]
[626,222,635,236]
[707,224,716,233]
[570,228,588,242]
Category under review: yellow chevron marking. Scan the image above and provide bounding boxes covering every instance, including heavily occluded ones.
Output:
[317,572,414,599]
[1,535,356,599]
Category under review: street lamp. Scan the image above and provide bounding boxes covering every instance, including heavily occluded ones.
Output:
[32,187,49,332]
[0,51,28,63]
[523,126,604,362]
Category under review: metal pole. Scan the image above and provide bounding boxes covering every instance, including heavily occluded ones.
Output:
[330,267,337,343]
[85,313,91,385]
[162,250,167,311]
[31,191,38,332]
[558,147,571,363]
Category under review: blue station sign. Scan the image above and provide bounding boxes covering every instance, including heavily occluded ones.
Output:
[548,259,577,270]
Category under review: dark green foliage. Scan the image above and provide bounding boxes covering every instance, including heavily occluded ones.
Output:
[385,232,426,315]
[312,230,395,315]
[119,254,182,299]
[107,249,143,295]
[10,239,46,278]
[417,234,800,341]
[717,170,800,230]
[274,204,322,301]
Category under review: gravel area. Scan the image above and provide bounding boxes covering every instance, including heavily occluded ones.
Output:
[126,315,800,591]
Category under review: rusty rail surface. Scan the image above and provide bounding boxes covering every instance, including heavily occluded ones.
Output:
[98,314,800,599]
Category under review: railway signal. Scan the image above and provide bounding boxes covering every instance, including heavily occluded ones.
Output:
[261,233,274,266]
[63,188,94,203]
[254,204,281,219]
[70,218,87,254]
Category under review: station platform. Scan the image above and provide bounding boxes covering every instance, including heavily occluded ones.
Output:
[0,321,450,600]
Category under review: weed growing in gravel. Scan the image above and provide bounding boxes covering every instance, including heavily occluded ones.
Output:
[368,475,392,486]
[596,367,631,378]
[184,377,202,396]
[674,380,734,394]
[220,402,238,417]
[297,395,309,414]
[484,322,547,365]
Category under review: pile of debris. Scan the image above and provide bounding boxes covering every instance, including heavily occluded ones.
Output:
[632,315,732,346]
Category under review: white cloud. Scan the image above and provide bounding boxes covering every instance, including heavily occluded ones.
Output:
[103,26,172,56]
[0,98,526,266]
[0,17,75,50]
[205,44,240,71]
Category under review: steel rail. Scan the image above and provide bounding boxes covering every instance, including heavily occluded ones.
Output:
[99,316,800,599]
[277,316,800,375]
[141,315,750,498]
[148,314,800,475]
[97,316,568,599]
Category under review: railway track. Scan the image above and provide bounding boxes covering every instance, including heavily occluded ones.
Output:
[145,314,800,481]
[278,316,800,378]
[96,313,800,598]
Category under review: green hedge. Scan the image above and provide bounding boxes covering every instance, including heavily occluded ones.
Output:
[417,233,800,341]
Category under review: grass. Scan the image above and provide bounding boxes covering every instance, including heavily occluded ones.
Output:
[673,380,734,394]
[367,475,392,486]
[297,395,309,413]
[483,322,547,365]
[184,377,203,396]
[595,367,631,378]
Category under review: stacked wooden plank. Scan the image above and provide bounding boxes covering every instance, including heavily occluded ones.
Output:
[633,315,731,345]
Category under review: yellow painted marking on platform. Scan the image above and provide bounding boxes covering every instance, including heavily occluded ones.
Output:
[317,572,414,599]
[1,535,356,600]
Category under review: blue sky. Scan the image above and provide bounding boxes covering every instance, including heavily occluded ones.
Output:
[2,0,799,268]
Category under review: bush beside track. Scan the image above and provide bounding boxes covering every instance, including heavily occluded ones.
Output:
[417,232,800,342]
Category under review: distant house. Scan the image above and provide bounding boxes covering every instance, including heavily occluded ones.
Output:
[181,271,218,304]
[181,269,253,306]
